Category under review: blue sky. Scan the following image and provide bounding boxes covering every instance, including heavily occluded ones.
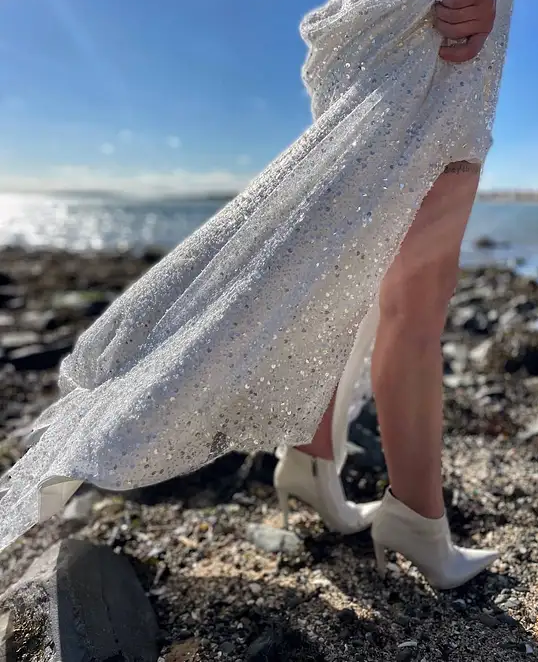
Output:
[0,0,535,195]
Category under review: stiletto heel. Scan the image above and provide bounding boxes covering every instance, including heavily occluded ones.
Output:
[277,489,290,530]
[371,489,499,590]
[273,448,381,534]
[374,541,387,578]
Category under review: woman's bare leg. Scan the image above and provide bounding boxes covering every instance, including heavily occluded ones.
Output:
[297,162,481,518]
[372,161,481,518]
[295,391,337,460]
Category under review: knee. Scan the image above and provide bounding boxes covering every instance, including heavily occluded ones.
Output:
[379,253,459,342]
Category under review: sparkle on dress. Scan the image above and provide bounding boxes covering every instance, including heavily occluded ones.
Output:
[0,0,514,551]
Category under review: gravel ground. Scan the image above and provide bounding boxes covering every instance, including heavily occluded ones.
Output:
[0,247,537,661]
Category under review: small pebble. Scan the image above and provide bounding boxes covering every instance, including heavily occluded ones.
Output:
[452,599,467,613]
[220,642,235,655]
[245,524,303,555]
[477,612,499,628]
[337,608,359,625]
[398,640,418,648]
[396,648,415,662]
[497,613,518,627]
[395,614,411,627]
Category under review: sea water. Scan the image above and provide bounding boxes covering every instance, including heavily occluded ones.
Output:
[0,193,537,276]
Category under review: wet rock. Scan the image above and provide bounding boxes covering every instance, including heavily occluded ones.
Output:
[246,524,303,555]
[220,641,235,655]
[0,286,25,308]
[396,646,416,662]
[354,397,378,434]
[336,608,360,625]
[442,341,469,364]
[246,627,284,661]
[0,312,15,328]
[3,296,25,311]
[52,291,93,310]
[8,342,72,371]
[474,384,505,402]
[469,338,494,366]
[142,247,165,265]
[518,419,538,442]
[498,308,520,329]
[52,290,112,317]
[476,612,499,628]
[85,298,111,317]
[245,624,323,662]
[1,331,40,350]
[443,373,476,389]
[20,310,59,332]
[452,599,467,613]
[509,294,536,315]
[0,539,159,661]
[501,333,538,375]
[62,489,102,521]
[347,428,385,469]
[497,612,519,627]
[451,306,491,335]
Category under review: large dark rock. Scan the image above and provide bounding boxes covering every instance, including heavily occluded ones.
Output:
[8,342,73,371]
[246,623,325,662]
[0,539,159,662]
[0,286,25,308]
[1,331,40,350]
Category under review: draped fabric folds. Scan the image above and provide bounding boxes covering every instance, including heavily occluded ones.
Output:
[0,0,513,552]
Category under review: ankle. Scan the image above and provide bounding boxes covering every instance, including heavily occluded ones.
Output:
[388,487,445,520]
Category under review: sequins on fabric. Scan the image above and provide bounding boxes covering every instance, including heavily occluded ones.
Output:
[0,0,513,551]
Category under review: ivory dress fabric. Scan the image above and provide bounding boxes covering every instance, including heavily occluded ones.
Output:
[0,0,513,551]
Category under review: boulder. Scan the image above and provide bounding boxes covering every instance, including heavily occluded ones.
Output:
[246,524,303,555]
[1,331,41,350]
[8,342,72,371]
[0,286,25,308]
[0,539,159,662]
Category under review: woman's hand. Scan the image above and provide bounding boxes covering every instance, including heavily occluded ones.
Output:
[434,0,496,63]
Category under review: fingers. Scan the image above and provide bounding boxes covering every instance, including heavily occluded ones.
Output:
[435,4,484,25]
[439,33,489,63]
[440,0,481,8]
[434,0,495,62]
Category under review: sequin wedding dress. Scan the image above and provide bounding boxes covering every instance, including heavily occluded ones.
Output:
[0,0,513,551]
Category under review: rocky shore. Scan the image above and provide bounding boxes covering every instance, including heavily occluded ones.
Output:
[0,246,537,661]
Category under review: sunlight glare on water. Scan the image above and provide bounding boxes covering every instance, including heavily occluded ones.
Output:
[0,194,109,251]
[0,193,219,254]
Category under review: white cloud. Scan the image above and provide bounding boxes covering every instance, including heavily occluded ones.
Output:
[166,135,181,149]
[99,142,115,156]
[0,165,254,198]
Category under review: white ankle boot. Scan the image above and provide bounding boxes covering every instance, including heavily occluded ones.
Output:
[371,489,499,590]
[273,447,381,534]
